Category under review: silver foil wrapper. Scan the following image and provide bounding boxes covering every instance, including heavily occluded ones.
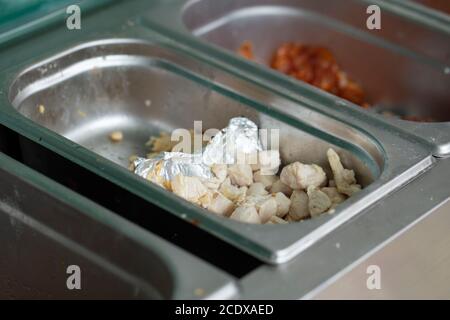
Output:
[134,117,262,184]
[202,117,262,165]
[134,152,214,186]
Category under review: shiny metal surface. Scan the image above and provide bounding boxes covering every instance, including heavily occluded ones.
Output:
[237,156,450,299]
[0,0,447,298]
[140,0,450,154]
[314,198,450,299]
[182,0,450,124]
[0,152,237,299]
[5,38,433,263]
[397,0,450,16]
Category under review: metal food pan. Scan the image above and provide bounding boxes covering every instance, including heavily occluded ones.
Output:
[395,0,450,16]
[3,38,432,264]
[140,0,450,154]
[0,151,236,299]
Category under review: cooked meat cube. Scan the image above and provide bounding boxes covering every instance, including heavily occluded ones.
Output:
[289,190,310,221]
[219,177,247,202]
[230,206,261,224]
[273,192,291,218]
[258,150,281,175]
[240,152,259,171]
[267,215,289,225]
[270,179,293,196]
[211,164,227,182]
[239,194,277,223]
[307,186,332,217]
[247,182,269,196]
[280,162,326,190]
[198,190,213,209]
[256,197,278,223]
[254,170,278,189]
[327,148,361,196]
[200,177,222,190]
[171,175,208,204]
[228,164,253,186]
[208,192,235,216]
[321,187,346,206]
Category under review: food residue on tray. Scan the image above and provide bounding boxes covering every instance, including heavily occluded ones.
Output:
[238,41,255,60]
[38,104,45,114]
[109,130,123,143]
[130,117,362,225]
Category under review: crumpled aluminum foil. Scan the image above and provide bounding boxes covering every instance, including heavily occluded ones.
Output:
[202,117,262,165]
[134,152,214,185]
[134,117,262,183]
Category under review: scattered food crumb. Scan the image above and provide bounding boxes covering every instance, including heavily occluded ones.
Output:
[38,105,45,114]
[335,242,341,249]
[78,110,87,117]
[109,131,123,143]
[194,288,205,297]
[144,99,152,107]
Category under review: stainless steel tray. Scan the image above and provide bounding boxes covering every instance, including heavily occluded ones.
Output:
[0,152,236,299]
[141,0,450,155]
[2,38,433,264]
[0,0,446,298]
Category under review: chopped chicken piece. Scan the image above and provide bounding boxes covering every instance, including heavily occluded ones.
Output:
[321,187,346,206]
[247,182,269,196]
[200,177,222,190]
[171,175,208,204]
[273,192,291,218]
[239,152,259,171]
[254,170,278,189]
[267,215,288,225]
[228,164,253,186]
[258,150,281,175]
[280,162,327,190]
[239,194,277,222]
[270,179,293,196]
[208,192,235,216]
[109,131,123,143]
[219,178,246,201]
[230,206,261,224]
[327,148,361,196]
[236,186,248,203]
[211,164,227,182]
[307,186,332,217]
[286,215,295,223]
[257,197,278,223]
[238,194,267,207]
[289,190,310,221]
[198,190,213,209]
